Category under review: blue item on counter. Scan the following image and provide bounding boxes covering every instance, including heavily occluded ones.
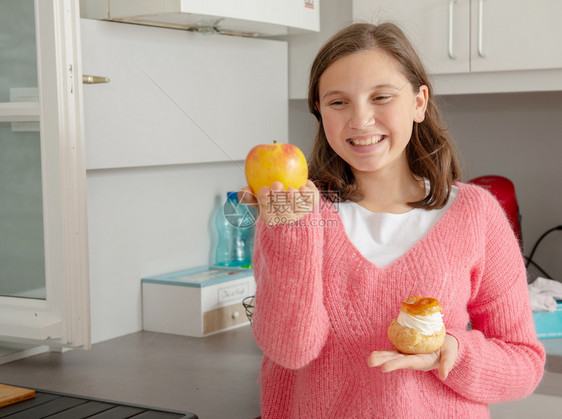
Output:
[215,191,256,268]
[533,301,562,339]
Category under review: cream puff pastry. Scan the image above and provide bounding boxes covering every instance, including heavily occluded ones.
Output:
[388,296,445,354]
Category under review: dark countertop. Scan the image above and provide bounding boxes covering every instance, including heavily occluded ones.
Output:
[0,329,561,419]
[0,326,263,419]
[542,338,562,373]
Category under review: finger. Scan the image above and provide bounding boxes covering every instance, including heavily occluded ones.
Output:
[367,351,404,367]
[257,185,271,204]
[265,182,286,214]
[256,186,273,221]
[299,181,320,209]
[286,187,298,203]
[270,181,284,191]
[238,187,257,206]
[300,180,319,197]
[302,179,318,191]
[378,356,416,373]
[438,358,453,380]
[256,184,292,226]
[380,353,437,374]
[438,337,459,380]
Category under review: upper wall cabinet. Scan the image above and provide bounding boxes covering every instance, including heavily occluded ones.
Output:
[353,0,562,94]
[353,0,470,75]
[468,0,562,73]
[80,0,320,36]
[80,19,288,169]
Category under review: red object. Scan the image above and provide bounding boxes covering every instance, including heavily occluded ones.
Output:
[469,175,522,248]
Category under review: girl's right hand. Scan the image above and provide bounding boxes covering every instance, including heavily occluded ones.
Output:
[238,180,320,227]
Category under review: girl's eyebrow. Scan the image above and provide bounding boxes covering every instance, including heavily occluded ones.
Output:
[321,83,403,100]
[320,90,345,100]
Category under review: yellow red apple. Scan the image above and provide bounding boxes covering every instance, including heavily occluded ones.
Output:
[244,141,308,195]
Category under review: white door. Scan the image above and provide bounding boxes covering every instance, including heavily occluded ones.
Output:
[470,0,562,72]
[0,0,90,350]
[352,0,471,75]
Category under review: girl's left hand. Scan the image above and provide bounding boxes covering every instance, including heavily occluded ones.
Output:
[367,334,459,380]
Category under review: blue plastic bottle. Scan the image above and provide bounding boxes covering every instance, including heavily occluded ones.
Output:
[215,192,256,268]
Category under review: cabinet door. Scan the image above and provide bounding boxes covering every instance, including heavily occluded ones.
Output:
[471,0,562,72]
[81,19,288,169]
[352,0,470,75]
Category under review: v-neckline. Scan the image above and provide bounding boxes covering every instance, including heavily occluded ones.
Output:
[331,183,464,271]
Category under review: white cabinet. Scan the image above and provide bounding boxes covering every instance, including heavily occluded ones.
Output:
[80,0,320,36]
[81,19,287,169]
[469,0,562,73]
[353,0,562,94]
[354,0,562,74]
[353,0,470,75]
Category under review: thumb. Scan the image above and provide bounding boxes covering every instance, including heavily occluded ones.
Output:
[438,336,458,380]
[438,355,452,380]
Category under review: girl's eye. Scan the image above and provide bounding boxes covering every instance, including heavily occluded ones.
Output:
[374,95,392,103]
[329,100,346,108]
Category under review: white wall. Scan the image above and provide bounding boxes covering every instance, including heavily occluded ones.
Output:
[87,162,247,343]
[440,91,562,281]
[289,91,562,283]
[81,19,287,344]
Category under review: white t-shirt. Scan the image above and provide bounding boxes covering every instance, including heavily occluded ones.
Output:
[337,184,458,267]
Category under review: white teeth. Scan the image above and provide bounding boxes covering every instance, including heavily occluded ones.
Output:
[350,136,383,146]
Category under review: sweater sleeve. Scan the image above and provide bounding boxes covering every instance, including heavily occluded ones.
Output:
[251,206,330,370]
[438,187,545,403]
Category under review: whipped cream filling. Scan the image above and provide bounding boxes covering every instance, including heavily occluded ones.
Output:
[397,311,444,336]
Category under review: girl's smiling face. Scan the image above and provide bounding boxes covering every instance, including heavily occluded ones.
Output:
[317,47,428,179]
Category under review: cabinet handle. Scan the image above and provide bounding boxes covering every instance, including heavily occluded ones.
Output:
[478,0,486,57]
[448,0,457,60]
[82,75,110,84]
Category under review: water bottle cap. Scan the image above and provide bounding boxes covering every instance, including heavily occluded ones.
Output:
[226,191,239,202]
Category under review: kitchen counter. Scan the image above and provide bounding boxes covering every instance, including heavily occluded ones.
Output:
[542,338,562,374]
[0,326,262,419]
[541,337,562,356]
[0,329,561,419]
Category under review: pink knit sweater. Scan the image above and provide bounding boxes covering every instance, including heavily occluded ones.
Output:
[252,183,545,418]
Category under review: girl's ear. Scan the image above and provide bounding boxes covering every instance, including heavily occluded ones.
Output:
[413,85,429,123]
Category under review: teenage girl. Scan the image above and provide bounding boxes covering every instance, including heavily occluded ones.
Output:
[240,22,544,418]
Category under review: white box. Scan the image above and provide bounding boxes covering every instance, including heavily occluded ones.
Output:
[142,266,255,337]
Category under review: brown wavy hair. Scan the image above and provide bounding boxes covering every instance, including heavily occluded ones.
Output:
[307,22,461,209]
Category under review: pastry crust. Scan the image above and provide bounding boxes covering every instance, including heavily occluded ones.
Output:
[388,319,445,354]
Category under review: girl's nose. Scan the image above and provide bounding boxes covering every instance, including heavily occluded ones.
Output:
[349,105,376,131]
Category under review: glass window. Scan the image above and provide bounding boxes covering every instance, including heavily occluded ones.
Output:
[0,0,38,102]
[0,1,45,299]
